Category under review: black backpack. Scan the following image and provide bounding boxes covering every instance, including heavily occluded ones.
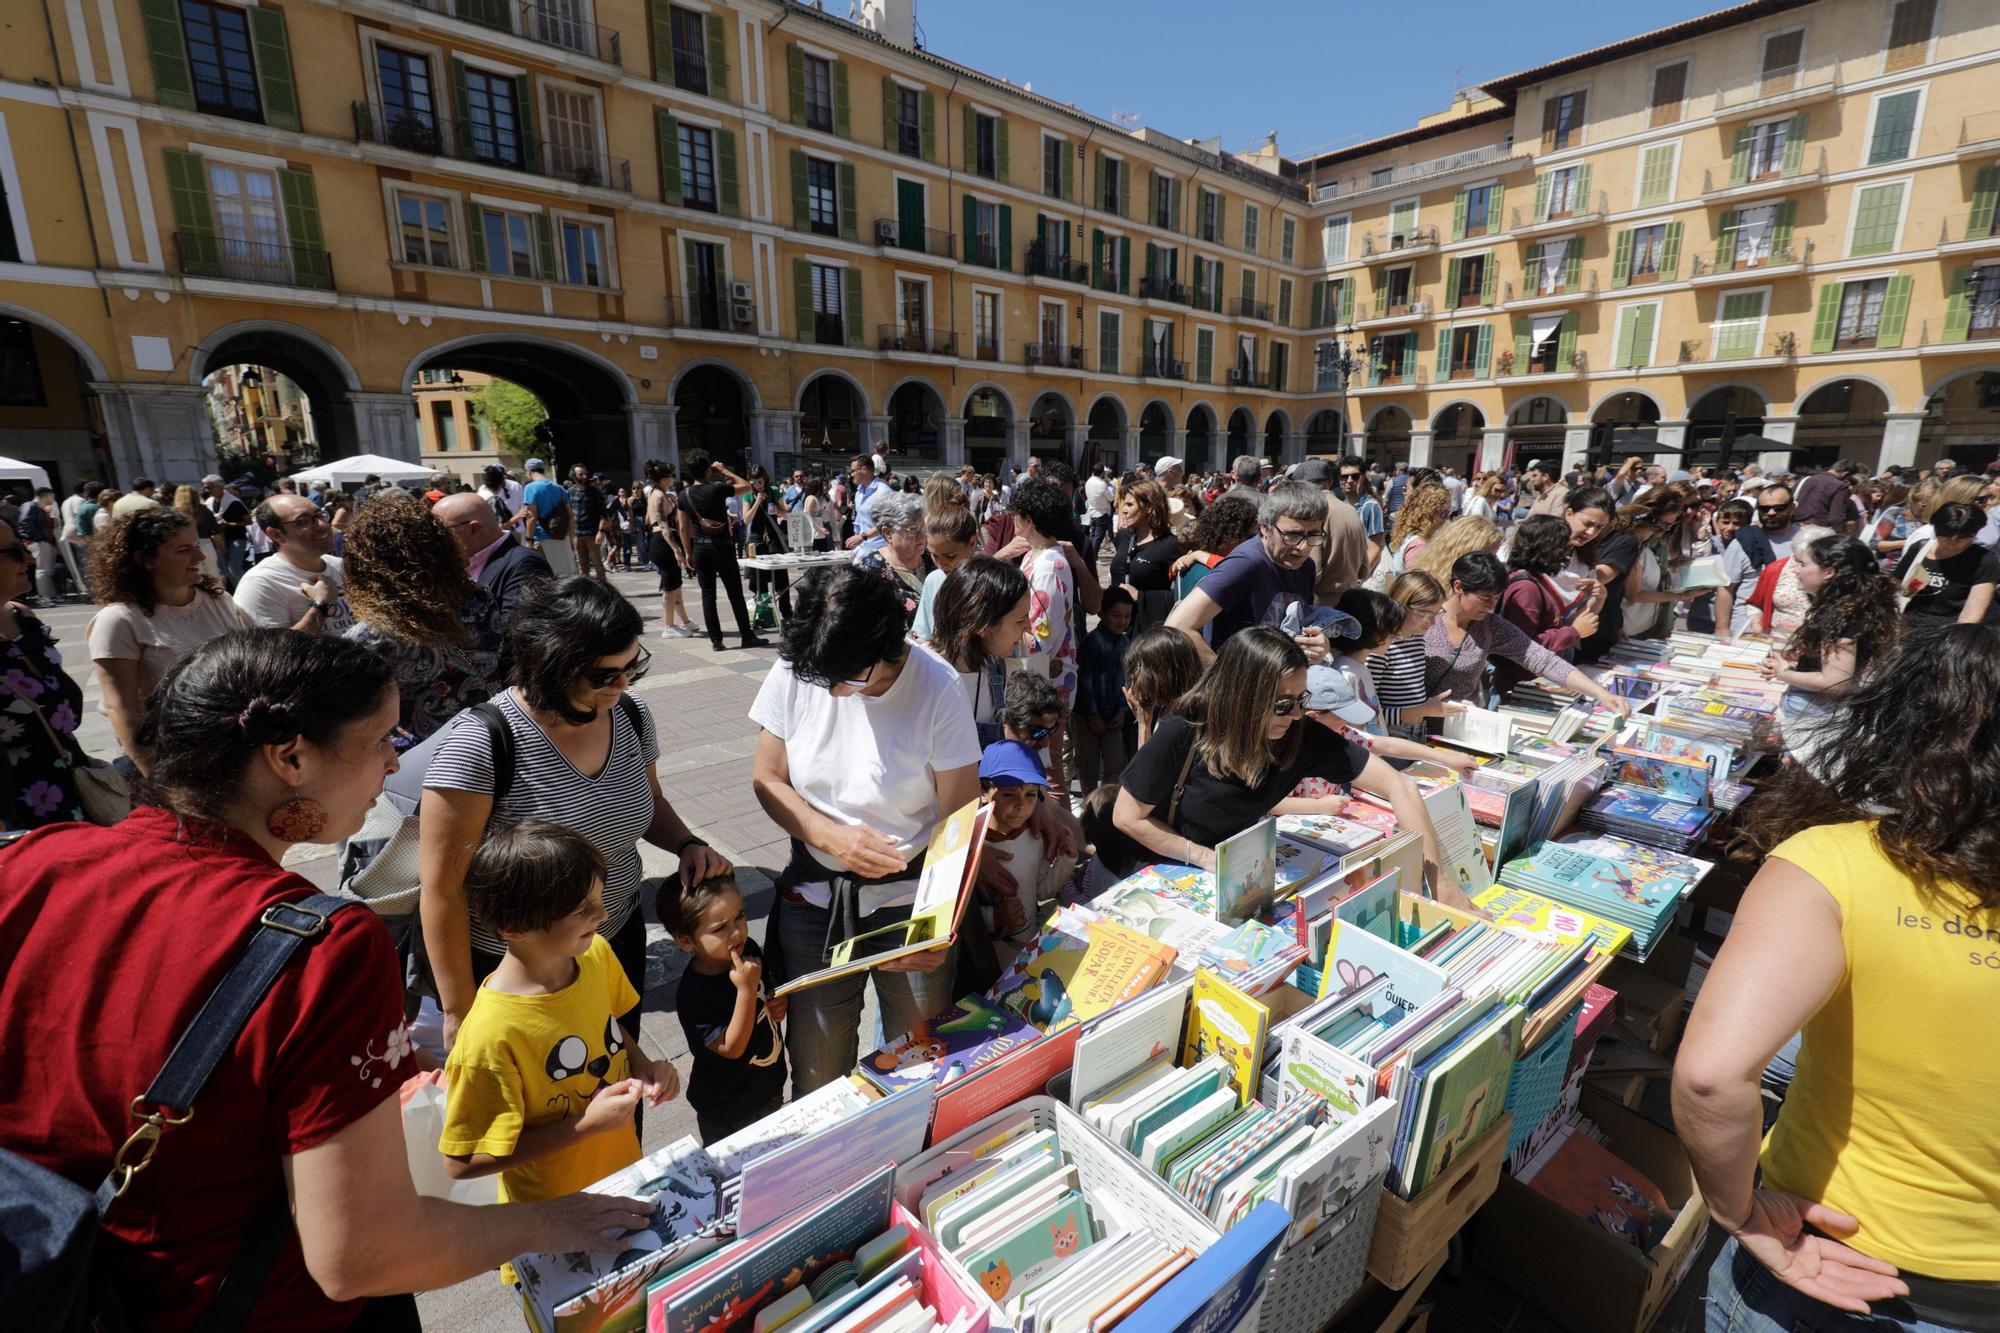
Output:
[0,894,362,1331]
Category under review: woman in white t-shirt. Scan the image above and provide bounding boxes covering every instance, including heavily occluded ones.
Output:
[87,507,253,773]
[750,565,983,1093]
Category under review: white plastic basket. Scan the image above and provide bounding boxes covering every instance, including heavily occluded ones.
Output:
[895,1095,1254,1333]
[1251,1182,1385,1330]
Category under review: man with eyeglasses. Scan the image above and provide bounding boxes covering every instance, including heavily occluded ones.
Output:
[230,493,351,634]
[1166,480,1330,664]
[1713,483,1799,639]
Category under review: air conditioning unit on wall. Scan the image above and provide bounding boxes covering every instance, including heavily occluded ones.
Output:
[729,280,753,301]
[875,219,897,243]
[731,302,755,329]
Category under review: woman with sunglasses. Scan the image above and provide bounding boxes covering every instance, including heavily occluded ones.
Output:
[1111,625,1472,911]
[419,577,730,1053]
[1426,553,1632,717]
[1613,487,1702,641]
[0,516,90,831]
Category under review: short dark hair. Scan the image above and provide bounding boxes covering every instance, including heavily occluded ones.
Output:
[1565,485,1614,517]
[1337,455,1368,476]
[1042,460,1079,492]
[132,477,155,491]
[1717,498,1754,522]
[1098,585,1135,616]
[1011,476,1071,538]
[1933,501,1985,539]
[1506,514,1573,576]
[928,555,1030,672]
[505,576,645,724]
[682,449,713,483]
[1335,587,1408,651]
[849,454,874,473]
[781,565,910,687]
[1451,551,1508,593]
[659,871,741,939]
[1003,669,1064,732]
[463,819,605,937]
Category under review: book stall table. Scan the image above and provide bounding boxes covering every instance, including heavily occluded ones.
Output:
[737,549,853,571]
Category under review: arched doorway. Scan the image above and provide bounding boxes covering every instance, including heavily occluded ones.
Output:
[1085,396,1126,475]
[1138,401,1173,467]
[1364,405,1411,468]
[963,386,1012,476]
[1506,395,1568,471]
[1185,405,1216,475]
[1264,410,1290,463]
[1304,409,1343,457]
[1794,379,1890,472]
[675,364,753,473]
[1918,369,2000,472]
[886,379,945,463]
[1029,391,1073,465]
[201,323,361,466]
[1431,403,1485,477]
[797,372,865,469]
[1686,385,1767,469]
[0,311,109,493]
[1588,391,1662,468]
[410,336,634,478]
[1226,407,1255,459]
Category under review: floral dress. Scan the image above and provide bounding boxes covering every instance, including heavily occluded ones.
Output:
[345,588,504,749]
[1,607,87,831]
[1021,546,1079,706]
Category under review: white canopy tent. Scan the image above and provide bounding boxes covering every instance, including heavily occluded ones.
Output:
[286,453,435,486]
[0,457,52,489]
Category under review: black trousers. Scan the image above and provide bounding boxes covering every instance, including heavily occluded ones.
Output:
[690,534,756,645]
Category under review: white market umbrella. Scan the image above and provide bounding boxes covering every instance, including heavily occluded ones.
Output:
[0,456,51,489]
[287,453,436,486]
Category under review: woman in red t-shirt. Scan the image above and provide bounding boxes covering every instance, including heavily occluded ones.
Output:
[0,629,647,1331]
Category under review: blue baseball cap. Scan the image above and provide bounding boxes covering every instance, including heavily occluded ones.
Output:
[1304,664,1377,726]
[978,740,1048,787]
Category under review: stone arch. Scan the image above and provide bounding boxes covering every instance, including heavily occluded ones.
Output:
[1918,366,2000,472]
[1367,403,1414,432]
[1263,409,1292,462]
[1922,364,2000,401]
[1303,409,1344,455]
[1226,406,1257,457]
[668,356,765,415]
[1587,386,1664,422]
[401,332,636,408]
[1184,401,1218,473]
[1506,394,1573,425]
[1086,393,1129,438]
[1793,372,1898,415]
[1428,398,1485,432]
[959,380,1019,422]
[0,303,112,382]
[793,366,873,418]
[196,319,363,394]
[407,332,640,475]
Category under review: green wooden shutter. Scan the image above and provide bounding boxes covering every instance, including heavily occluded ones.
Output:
[657,111,681,204]
[649,0,671,82]
[163,148,216,272]
[1402,332,1418,382]
[533,212,555,280]
[837,162,857,240]
[1730,127,1753,185]
[1093,150,1105,211]
[1444,256,1461,308]
[1851,183,1903,255]
[680,236,698,299]
[1782,112,1808,173]
[514,76,538,173]
[998,205,1013,271]
[832,61,850,137]
[1512,318,1530,368]
[1610,230,1632,288]
[965,195,980,263]
[1451,188,1468,242]
[1771,201,1794,259]
[921,90,936,162]
[276,167,327,287]
[1942,267,1974,342]
[1876,273,1913,348]
[1144,241,1158,282]
[1969,166,2000,238]
[138,0,194,110]
[1100,309,1119,374]
[1716,291,1762,359]
[1239,267,1255,308]
[464,199,486,271]
[705,12,728,98]
[791,150,810,230]
[1660,221,1682,279]
[1575,164,1592,213]
[1533,172,1551,223]
[1170,179,1183,233]
[1556,312,1577,371]
[1063,140,1077,202]
[1563,242,1581,291]
[1809,281,1842,353]
[450,57,470,135]
[1278,278,1293,325]
[1282,217,1296,265]
[1337,278,1352,324]
[881,76,897,151]
[1195,328,1213,384]
[1480,256,1497,305]
[1714,209,1739,267]
[1309,280,1325,327]
[786,45,805,125]
[1522,241,1543,291]
[716,129,739,217]
[246,7,298,131]
[793,258,813,339]
[1474,324,1493,378]
[968,107,980,175]
[1092,228,1106,285]
[1488,184,1505,233]
[1271,341,1287,391]
[1217,196,1228,246]
[1436,325,1452,376]
[996,117,1009,182]
[1637,145,1670,206]
[843,267,863,346]
[1614,306,1637,368]
[1118,236,1130,294]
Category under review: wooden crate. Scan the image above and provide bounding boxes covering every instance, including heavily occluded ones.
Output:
[1365,1113,1511,1289]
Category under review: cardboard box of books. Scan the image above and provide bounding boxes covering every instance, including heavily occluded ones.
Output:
[1472,1091,1711,1333]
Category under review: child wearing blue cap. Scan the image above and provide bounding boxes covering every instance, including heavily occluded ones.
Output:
[976,740,1079,962]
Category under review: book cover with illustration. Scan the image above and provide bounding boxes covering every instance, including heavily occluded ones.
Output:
[1472,884,1634,957]
[1068,917,1178,1021]
[1092,877,1234,959]
[1404,1005,1523,1196]
[1275,1097,1399,1244]
[1214,818,1278,923]
[857,993,1041,1093]
[987,921,1091,1030]
[1525,1129,1674,1254]
[1501,841,1695,914]
[1318,920,1448,1016]
[1332,870,1399,942]
[960,1191,1098,1306]
[1117,863,1218,918]
[1275,813,1386,859]
[1608,745,1714,807]
[1181,969,1272,1107]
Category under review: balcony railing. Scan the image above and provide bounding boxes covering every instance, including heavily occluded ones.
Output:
[872,220,955,259]
[1140,350,1187,380]
[1229,297,1272,322]
[964,237,1003,269]
[1356,299,1430,323]
[1138,275,1191,304]
[1691,240,1803,277]
[972,338,1002,363]
[1497,350,1587,378]
[1024,342,1088,369]
[1360,226,1439,258]
[1701,147,1826,198]
[877,324,957,356]
[1025,245,1088,284]
[174,230,333,290]
[1363,363,1427,389]
[1514,192,1607,231]
[1225,366,1267,389]
[1710,59,1838,120]
[668,294,755,333]
[397,0,622,64]
[1937,211,2000,250]
[352,102,632,191]
[1505,269,1599,302]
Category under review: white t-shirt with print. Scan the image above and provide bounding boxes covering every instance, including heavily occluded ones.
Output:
[232,553,353,635]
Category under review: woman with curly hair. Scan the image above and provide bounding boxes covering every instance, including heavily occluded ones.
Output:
[86,506,251,773]
[1410,514,1501,587]
[1759,534,1897,772]
[1611,486,1700,641]
[1170,493,1263,601]
[341,489,503,747]
[1385,480,1451,575]
[1676,621,2000,1330]
[1497,513,1604,694]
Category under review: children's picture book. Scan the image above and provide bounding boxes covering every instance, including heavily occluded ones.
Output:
[1213,818,1278,923]
[1671,555,1728,592]
[959,1190,1098,1305]
[1440,705,1513,757]
[1523,1128,1675,1254]
[1332,870,1399,942]
[1607,745,1714,807]
[774,800,991,997]
[1066,917,1178,1022]
[1472,884,1634,957]
[736,1084,934,1236]
[987,921,1092,1030]
[1403,1004,1524,1196]
[1090,879,1233,959]
[1275,813,1386,859]
[857,993,1041,1094]
[1067,978,1193,1110]
[1180,970,1271,1107]
[1274,1097,1399,1245]
[705,1077,875,1178]
[1318,920,1449,1016]
[1272,836,1335,889]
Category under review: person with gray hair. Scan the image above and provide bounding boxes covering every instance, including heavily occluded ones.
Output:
[1166,480,1330,663]
[1228,454,1262,497]
[854,490,934,630]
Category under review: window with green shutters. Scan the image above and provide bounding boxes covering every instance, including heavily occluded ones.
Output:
[1281,217,1296,265]
[1277,279,1293,326]
[1810,275,1912,350]
[1866,89,1921,165]
[1195,327,1215,383]
[1322,215,1349,263]
[1849,181,1906,256]
[1269,341,1288,391]
[1635,142,1677,207]
[1712,290,1766,359]
[1613,301,1659,368]
[144,0,299,130]
[1969,165,2000,240]
[1941,265,1998,342]
[1099,308,1121,374]
[789,47,846,136]
[1242,204,1260,255]
[651,3,727,100]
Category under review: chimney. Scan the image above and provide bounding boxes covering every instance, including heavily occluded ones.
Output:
[855,0,914,48]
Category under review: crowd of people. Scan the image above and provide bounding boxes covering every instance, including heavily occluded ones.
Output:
[1,435,1997,1331]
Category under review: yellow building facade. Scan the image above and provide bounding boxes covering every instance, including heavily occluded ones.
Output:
[2,0,1997,493]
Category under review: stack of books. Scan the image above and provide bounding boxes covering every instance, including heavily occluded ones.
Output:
[1573,788,1716,851]
[1497,835,1713,956]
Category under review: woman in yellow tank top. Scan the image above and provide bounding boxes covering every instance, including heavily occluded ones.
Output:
[1676,621,2000,1332]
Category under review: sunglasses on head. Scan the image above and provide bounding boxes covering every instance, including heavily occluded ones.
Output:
[583,645,651,688]
[1270,691,1312,718]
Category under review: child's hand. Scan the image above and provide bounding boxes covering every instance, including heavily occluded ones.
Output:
[766,993,789,1025]
[576,1078,644,1135]
[634,1053,681,1107]
[728,948,763,996]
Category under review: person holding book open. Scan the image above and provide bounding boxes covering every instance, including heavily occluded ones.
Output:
[1424,553,1631,718]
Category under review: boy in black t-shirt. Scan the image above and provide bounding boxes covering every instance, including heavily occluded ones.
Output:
[663,873,790,1143]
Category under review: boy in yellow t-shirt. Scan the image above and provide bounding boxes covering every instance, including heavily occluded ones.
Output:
[440,820,679,1278]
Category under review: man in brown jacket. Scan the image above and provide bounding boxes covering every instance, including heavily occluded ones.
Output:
[1293,459,1373,604]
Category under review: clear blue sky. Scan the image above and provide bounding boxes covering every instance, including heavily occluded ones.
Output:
[912,0,1729,159]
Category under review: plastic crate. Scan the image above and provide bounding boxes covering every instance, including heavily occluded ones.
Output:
[893,1096,1242,1333]
[1501,1003,1582,1161]
[1254,1179,1385,1330]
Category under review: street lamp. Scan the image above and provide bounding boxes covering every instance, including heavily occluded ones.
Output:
[1317,327,1367,453]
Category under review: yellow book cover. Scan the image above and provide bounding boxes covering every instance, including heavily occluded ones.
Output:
[1067,918,1179,1021]
[1180,969,1271,1107]
[1473,884,1634,957]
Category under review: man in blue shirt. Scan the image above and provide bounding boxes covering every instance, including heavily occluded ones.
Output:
[1337,454,1386,566]
[842,454,894,556]
[1165,481,1328,664]
[514,458,578,576]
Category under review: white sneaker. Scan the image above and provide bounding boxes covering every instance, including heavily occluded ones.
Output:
[673,623,699,637]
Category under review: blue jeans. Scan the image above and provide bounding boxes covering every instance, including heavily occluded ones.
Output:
[1707,1238,1963,1333]
[776,892,956,1096]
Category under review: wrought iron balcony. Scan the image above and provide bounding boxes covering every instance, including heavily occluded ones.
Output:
[877,324,958,356]
[174,230,333,291]
[352,102,632,192]
[1229,297,1272,322]
[1140,349,1187,380]
[1138,275,1191,304]
[1025,243,1088,284]
[668,294,756,334]
[1023,342,1087,369]
[397,0,622,65]
[872,219,955,259]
